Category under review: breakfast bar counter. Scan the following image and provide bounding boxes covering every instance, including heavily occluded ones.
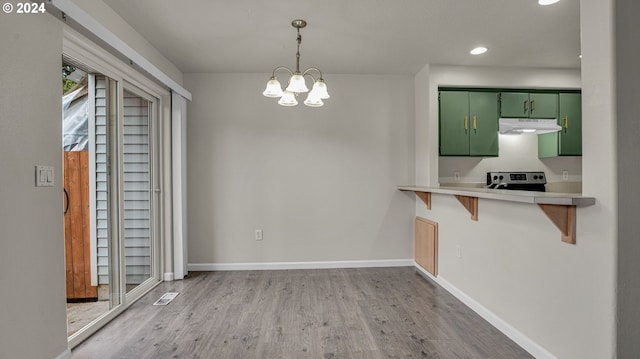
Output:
[398,185,596,244]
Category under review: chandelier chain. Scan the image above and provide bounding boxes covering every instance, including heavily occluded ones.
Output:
[295,28,302,74]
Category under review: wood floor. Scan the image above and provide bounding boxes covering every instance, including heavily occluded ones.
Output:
[71,267,533,359]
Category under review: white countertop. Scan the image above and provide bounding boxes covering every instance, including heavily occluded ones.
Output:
[398,185,595,206]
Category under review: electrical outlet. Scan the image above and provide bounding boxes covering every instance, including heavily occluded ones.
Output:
[562,170,569,181]
[255,229,263,241]
[454,171,461,181]
[456,245,461,258]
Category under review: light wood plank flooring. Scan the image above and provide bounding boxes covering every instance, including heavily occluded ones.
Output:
[71,267,533,359]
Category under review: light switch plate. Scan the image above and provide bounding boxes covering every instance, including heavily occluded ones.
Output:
[36,165,54,187]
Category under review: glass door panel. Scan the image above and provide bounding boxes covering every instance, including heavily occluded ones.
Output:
[63,64,121,339]
[122,89,153,293]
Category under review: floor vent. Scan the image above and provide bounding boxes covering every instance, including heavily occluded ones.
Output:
[153,292,179,306]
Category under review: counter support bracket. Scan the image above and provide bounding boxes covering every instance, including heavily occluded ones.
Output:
[538,204,576,244]
[416,192,431,209]
[455,195,478,221]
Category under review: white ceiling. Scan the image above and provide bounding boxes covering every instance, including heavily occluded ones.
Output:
[102,0,581,75]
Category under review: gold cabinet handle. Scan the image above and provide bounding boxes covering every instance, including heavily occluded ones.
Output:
[531,100,536,112]
[524,100,529,113]
[472,115,477,132]
[563,115,568,132]
[464,115,468,133]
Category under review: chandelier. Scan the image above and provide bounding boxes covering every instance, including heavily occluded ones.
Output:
[262,19,330,107]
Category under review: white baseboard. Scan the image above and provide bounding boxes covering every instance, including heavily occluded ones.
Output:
[413,264,556,359]
[54,348,72,359]
[163,272,174,281]
[188,259,414,271]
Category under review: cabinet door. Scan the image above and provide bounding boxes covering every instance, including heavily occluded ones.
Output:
[538,132,559,158]
[439,91,470,156]
[415,217,437,276]
[500,92,530,118]
[529,93,558,119]
[501,92,558,118]
[469,92,499,156]
[538,93,581,157]
[558,93,582,155]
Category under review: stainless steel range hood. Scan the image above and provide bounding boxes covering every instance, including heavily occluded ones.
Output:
[498,118,561,135]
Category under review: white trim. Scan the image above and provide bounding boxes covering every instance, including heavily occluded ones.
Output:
[54,348,72,359]
[50,0,191,101]
[188,259,414,271]
[171,93,188,280]
[413,264,557,359]
[63,27,168,100]
[163,272,175,281]
[88,74,98,286]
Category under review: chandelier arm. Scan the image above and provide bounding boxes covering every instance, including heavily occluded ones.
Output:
[271,66,294,78]
[302,73,317,83]
[302,67,324,79]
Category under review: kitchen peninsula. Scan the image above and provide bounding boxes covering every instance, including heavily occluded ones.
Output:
[399,185,595,244]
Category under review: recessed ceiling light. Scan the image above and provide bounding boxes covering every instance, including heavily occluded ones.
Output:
[538,0,560,5]
[470,47,488,55]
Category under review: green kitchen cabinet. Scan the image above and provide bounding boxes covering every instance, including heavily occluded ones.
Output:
[439,91,499,156]
[500,92,558,119]
[539,93,582,157]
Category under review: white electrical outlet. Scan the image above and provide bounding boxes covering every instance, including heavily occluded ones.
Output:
[454,171,461,181]
[562,171,569,181]
[456,245,461,259]
[255,229,263,241]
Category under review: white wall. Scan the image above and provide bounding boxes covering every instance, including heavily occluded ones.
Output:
[0,4,69,358]
[439,134,582,188]
[414,61,615,358]
[185,73,415,265]
[614,0,640,356]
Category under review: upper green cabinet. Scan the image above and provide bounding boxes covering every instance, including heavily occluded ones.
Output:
[538,93,582,157]
[439,91,499,157]
[500,92,558,119]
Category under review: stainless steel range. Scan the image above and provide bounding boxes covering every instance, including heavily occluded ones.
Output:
[486,171,546,192]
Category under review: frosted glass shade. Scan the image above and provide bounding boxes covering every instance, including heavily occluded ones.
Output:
[278,91,298,106]
[285,74,309,93]
[303,94,324,107]
[263,78,284,98]
[311,79,330,99]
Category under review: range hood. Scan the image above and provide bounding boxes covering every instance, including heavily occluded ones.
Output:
[499,118,561,135]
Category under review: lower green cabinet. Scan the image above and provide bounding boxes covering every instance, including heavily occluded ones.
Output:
[439,91,498,157]
[538,93,582,157]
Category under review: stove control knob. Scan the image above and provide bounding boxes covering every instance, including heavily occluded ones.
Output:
[499,175,504,180]
[493,175,498,180]
[533,175,538,180]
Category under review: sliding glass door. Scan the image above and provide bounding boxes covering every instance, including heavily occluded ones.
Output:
[64,60,163,348]
[63,67,122,338]
[121,86,158,296]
